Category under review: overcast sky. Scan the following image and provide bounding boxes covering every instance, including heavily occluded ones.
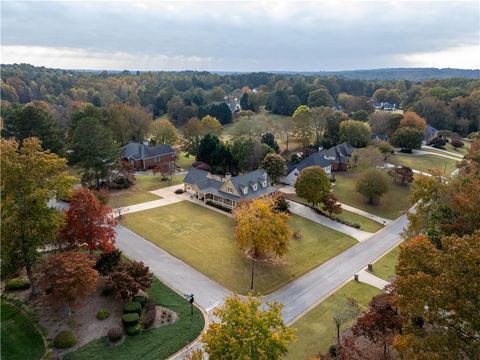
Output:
[1,0,479,71]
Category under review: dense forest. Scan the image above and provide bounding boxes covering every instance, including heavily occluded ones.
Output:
[2,63,479,132]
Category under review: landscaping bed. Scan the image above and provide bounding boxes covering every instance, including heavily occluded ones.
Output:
[121,201,357,295]
[286,281,380,359]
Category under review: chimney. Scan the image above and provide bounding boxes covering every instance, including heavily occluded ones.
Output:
[224,173,232,181]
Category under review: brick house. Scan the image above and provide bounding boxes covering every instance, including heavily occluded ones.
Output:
[121,142,175,170]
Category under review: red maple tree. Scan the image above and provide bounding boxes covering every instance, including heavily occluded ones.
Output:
[61,188,116,252]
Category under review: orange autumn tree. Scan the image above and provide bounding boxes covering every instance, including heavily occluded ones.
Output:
[40,251,99,316]
[61,188,116,252]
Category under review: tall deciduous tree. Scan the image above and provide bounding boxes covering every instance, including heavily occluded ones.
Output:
[233,197,291,260]
[200,115,223,136]
[322,193,342,218]
[61,188,116,253]
[108,103,152,145]
[351,146,385,171]
[333,297,360,346]
[1,138,75,293]
[261,132,280,153]
[394,232,480,359]
[70,117,119,188]
[262,153,287,184]
[203,295,296,359]
[39,251,99,316]
[308,88,333,108]
[150,118,178,145]
[275,117,295,151]
[292,105,314,150]
[230,136,273,173]
[398,111,427,131]
[106,261,153,300]
[310,107,330,146]
[391,127,424,153]
[356,168,389,204]
[294,166,331,207]
[182,117,203,156]
[339,120,371,148]
[2,104,64,154]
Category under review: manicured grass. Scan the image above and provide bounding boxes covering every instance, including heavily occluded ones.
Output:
[65,278,204,360]
[336,209,384,233]
[121,201,357,295]
[176,152,195,170]
[283,193,384,233]
[223,110,288,138]
[286,281,380,359]
[393,153,459,175]
[109,175,184,208]
[1,300,46,360]
[371,245,401,281]
[332,172,411,220]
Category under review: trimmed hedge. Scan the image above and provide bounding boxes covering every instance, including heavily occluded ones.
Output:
[5,277,30,291]
[132,295,147,308]
[174,188,184,194]
[123,301,141,315]
[53,331,77,349]
[122,313,139,327]
[107,327,123,342]
[96,309,110,320]
[125,324,141,336]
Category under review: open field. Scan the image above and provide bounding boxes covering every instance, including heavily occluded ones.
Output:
[121,201,357,295]
[371,245,401,281]
[286,281,380,359]
[332,172,411,220]
[283,193,384,233]
[65,278,204,360]
[393,153,459,175]
[223,110,288,139]
[109,175,184,208]
[1,300,46,360]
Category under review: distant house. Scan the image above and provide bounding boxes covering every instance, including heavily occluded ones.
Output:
[121,142,175,170]
[184,168,276,210]
[371,132,389,142]
[224,95,241,113]
[281,142,355,185]
[373,102,397,111]
[424,124,439,143]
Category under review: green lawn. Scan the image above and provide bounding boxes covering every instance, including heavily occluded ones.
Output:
[223,110,287,138]
[121,201,357,295]
[65,278,204,360]
[176,152,195,170]
[287,281,380,359]
[1,300,46,360]
[332,172,411,220]
[336,209,384,233]
[393,154,459,175]
[109,175,184,208]
[283,193,384,233]
[371,245,401,281]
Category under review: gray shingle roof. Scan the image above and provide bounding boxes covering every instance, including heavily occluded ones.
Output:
[287,142,355,173]
[121,143,174,160]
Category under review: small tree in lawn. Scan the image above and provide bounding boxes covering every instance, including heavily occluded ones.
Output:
[61,188,116,253]
[294,166,331,207]
[352,292,404,359]
[202,295,296,359]
[322,193,342,218]
[388,166,414,185]
[106,261,153,300]
[450,138,464,150]
[262,153,287,184]
[39,251,99,316]
[153,160,176,185]
[356,168,389,205]
[333,297,360,346]
[233,198,291,291]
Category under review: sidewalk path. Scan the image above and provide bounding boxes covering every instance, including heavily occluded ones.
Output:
[339,203,391,225]
[287,201,373,242]
[357,269,390,290]
[420,146,464,159]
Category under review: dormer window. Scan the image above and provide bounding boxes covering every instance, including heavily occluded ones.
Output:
[227,187,233,193]
[262,181,266,187]
[243,188,248,195]
[253,184,257,191]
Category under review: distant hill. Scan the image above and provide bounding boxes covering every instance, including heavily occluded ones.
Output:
[216,68,480,81]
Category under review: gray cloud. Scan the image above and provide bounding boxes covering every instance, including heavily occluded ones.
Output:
[1,1,479,70]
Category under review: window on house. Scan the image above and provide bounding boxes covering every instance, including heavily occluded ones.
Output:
[243,188,248,195]
[227,187,233,193]
[262,181,266,187]
[294,172,299,176]
[253,184,257,191]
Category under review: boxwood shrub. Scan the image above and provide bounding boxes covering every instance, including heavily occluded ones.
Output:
[122,313,139,327]
[53,331,77,349]
[123,301,141,315]
[5,277,30,291]
[132,295,147,308]
[96,309,110,320]
[125,324,141,336]
[107,327,123,342]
